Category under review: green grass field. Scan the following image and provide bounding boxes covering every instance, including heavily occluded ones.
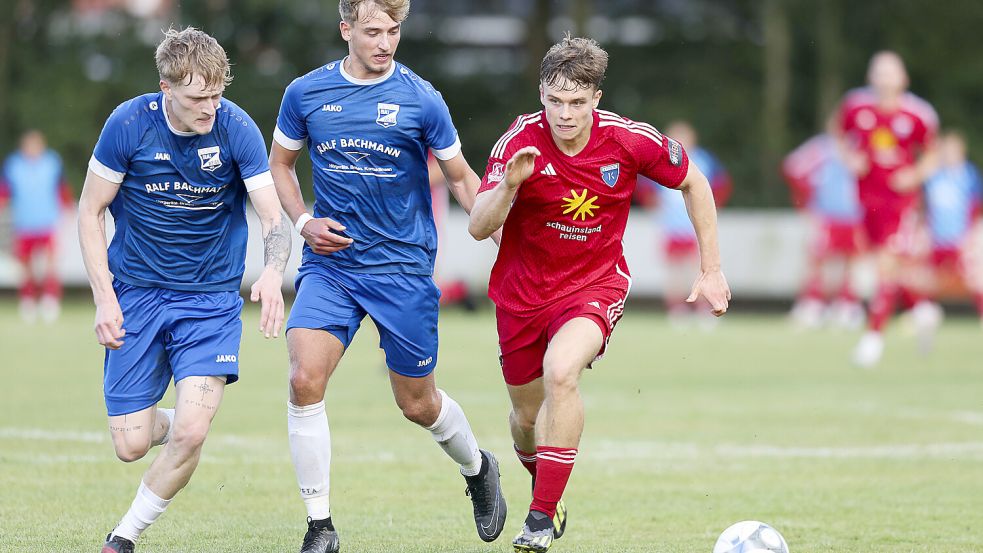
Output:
[1,300,981,552]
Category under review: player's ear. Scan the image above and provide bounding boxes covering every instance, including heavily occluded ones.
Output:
[159,79,171,98]
[592,88,602,109]
[538,84,545,104]
[340,20,352,41]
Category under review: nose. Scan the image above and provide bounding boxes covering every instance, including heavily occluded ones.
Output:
[559,104,572,119]
[379,34,391,51]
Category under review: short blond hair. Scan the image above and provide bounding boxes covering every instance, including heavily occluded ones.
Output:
[339,0,410,25]
[155,26,232,88]
[540,35,609,91]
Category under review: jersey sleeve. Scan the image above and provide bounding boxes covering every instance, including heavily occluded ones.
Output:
[273,79,308,151]
[637,132,690,189]
[89,103,139,184]
[477,115,526,194]
[422,90,461,161]
[229,110,273,192]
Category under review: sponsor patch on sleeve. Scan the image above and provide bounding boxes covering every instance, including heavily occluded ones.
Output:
[667,138,682,167]
[488,161,506,183]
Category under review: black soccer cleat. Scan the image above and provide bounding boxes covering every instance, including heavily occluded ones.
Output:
[102,533,135,553]
[512,510,555,552]
[300,517,340,553]
[464,449,508,542]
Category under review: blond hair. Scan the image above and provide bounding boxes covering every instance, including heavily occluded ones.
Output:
[540,35,609,91]
[339,0,410,24]
[155,26,232,88]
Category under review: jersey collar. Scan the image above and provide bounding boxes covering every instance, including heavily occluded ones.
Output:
[161,93,198,137]
[339,56,397,85]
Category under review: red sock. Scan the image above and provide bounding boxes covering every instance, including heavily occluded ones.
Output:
[514,445,537,478]
[530,446,577,518]
[869,284,899,332]
[897,285,923,310]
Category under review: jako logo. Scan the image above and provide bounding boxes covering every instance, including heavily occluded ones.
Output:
[322,104,343,112]
[154,152,171,161]
[417,356,433,367]
[216,354,237,363]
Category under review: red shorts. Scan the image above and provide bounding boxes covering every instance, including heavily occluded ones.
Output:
[14,232,54,263]
[664,236,698,260]
[812,220,861,257]
[931,247,962,270]
[861,204,921,252]
[496,286,628,386]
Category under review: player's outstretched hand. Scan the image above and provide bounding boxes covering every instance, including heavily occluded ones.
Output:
[686,269,731,317]
[504,146,541,190]
[94,297,126,349]
[889,166,921,193]
[300,216,354,255]
[250,266,285,339]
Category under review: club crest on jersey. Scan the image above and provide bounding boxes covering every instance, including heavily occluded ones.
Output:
[197,146,222,172]
[376,103,400,128]
[600,163,620,187]
[667,138,682,167]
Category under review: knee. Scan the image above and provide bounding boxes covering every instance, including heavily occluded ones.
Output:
[543,359,581,396]
[399,394,440,427]
[168,421,210,456]
[289,365,325,401]
[113,441,151,463]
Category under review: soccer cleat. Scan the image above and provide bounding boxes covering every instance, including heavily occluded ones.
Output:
[300,517,339,553]
[464,449,507,542]
[552,499,567,539]
[102,534,135,553]
[852,331,884,369]
[512,510,554,552]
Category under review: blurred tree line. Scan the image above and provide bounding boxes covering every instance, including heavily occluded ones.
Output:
[2,0,982,207]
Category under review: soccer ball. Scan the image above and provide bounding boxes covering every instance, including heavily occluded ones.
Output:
[712,520,789,553]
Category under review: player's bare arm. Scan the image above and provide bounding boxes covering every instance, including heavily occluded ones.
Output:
[677,162,731,316]
[78,169,126,349]
[248,185,289,339]
[891,142,940,193]
[436,152,481,213]
[270,141,353,254]
[468,146,541,240]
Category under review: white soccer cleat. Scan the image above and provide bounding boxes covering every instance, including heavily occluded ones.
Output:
[790,298,826,329]
[830,300,865,330]
[18,297,38,324]
[852,331,884,369]
[39,295,60,324]
[911,301,943,355]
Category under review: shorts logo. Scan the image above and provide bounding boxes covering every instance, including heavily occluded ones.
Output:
[488,162,505,183]
[197,146,222,172]
[154,152,171,161]
[667,138,682,167]
[215,354,237,363]
[600,163,620,187]
[588,301,600,309]
[376,103,400,128]
[562,188,600,221]
[417,356,433,368]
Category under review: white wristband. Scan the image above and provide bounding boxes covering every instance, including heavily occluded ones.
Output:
[294,213,313,234]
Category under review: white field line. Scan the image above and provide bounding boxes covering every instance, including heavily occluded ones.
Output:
[4,427,983,463]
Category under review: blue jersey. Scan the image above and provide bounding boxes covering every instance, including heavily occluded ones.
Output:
[652,147,724,238]
[274,59,461,275]
[88,93,272,292]
[2,150,64,233]
[924,161,981,248]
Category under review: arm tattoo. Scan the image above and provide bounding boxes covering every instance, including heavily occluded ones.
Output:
[263,216,291,273]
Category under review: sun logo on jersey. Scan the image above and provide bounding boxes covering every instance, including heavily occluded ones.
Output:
[870,127,898,151]
[562,189,600,221]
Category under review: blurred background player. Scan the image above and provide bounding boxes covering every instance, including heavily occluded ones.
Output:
[0,129,73,323]
[919,130,983,328]
[639,120,731,327]
[428,152,473,309]
[783,123,865,329]
[838,51,939,368]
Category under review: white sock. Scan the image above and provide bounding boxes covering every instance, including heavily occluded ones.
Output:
[153,408,175,447]
[288,401,332,520]
[426,390,483,476]
[112,481,171,542]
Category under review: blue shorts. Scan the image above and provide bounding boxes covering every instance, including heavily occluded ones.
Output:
[286,263,440,377]
[103,280,243,416]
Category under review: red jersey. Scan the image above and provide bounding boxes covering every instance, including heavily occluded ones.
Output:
[838,87,938,209]
[478,109,690,313]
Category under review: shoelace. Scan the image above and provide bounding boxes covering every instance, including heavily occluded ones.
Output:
[465,478,491,514]
[302,524,332,549]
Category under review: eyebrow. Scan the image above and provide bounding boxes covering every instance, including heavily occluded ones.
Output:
[364,23,401,32]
